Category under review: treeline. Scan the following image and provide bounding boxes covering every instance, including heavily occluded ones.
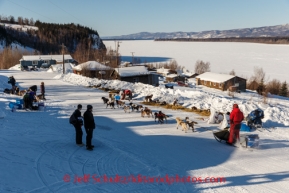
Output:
[0,15,35,25]
[0,46,120,70]
[0,14,106,53]
[155,37,289,44]
[34,21,106,52]
[0,48,31,69]
[227,66,288,98]
[0,21,106,54]
[0,15,111,68]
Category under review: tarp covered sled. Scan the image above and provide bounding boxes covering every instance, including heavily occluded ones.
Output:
[246,108,264,129]
[239,134,259,148]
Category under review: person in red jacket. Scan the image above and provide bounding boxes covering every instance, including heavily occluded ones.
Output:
[227,104,244,145]
[124,89,132,100]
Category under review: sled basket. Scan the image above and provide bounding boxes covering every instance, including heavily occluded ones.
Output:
[213,129,230,143]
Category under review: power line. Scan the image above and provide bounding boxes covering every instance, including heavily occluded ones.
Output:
[47,0,89,27]
[6,0,57,23]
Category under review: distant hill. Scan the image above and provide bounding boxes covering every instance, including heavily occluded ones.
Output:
[0,21,106,54]
[102,24,289,40]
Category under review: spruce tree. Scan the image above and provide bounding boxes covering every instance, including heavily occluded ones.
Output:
[256,78,266,95]
[279,81,288,97]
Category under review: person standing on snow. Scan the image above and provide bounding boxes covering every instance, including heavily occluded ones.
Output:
[8,76,16,94]
[40,82,46,100]
[227,104,244,145]
[114,94,121,107]
[73,104,84,146]
[83,105,95,151]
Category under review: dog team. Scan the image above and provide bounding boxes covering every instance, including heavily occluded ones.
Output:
[102,92,199,131]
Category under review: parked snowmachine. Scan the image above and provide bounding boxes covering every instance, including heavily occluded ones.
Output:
[246,109,264,129]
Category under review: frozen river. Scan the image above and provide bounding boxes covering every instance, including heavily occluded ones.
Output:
[104,40,289,82]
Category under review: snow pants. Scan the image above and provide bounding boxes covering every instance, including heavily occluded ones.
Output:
[85,128,94,148]
[228,123,241,144]
[74,124,83,145]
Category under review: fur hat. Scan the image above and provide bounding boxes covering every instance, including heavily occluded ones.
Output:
[87,105,93,110]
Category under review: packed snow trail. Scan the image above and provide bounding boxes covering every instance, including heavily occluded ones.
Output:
[0,70,289,192]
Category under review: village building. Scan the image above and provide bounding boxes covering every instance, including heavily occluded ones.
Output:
[72,61,113,79]
[113,66,159,86]
[20,54,74,70]
[195,72,246,91]
[181,69,199,79]
[165,74,186,82]
[156,67,170,76]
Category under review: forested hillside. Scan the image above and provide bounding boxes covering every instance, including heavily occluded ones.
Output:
[0,20,106,53]
[0,16,112,69]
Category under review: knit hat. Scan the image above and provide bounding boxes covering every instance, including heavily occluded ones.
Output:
[87,105,93,110]
[233,104,239,109]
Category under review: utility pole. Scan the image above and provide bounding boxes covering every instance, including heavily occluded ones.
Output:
[131,52,134,65]
[115,41,121,79]
[61,43,66,74]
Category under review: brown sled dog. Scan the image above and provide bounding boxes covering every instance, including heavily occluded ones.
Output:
[141,107,153,118]
[185,117,198,132]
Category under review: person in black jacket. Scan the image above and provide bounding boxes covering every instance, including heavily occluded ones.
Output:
[73,104,84,146]
[83,105,95,151]
[8,76,16,94]
[40,82,46,100]
[29,85,37,94]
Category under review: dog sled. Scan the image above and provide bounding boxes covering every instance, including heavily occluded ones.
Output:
[213,129,230,143]
[165,83,174,89]
[9,98,45,112]
[246,109,264,130]
[213,129,259,148]
[9,99,23,112]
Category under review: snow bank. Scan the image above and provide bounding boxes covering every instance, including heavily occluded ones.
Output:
[47,63,75,73]
[58,73,289,127]
[8,64,21,71]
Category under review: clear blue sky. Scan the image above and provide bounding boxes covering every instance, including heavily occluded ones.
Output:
[0,0,289,37]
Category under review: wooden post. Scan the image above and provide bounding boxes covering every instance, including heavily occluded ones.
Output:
[61,43,65,74]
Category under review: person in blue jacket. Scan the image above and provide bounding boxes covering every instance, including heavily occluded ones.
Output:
[114,94,121,107]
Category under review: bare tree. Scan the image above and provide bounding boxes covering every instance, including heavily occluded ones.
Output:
[17,16,23,25]
[0,48,31,69]
[168,60,180,71]
[252,66,266,83]
[266,79,281,95]
[194,60,210,74]
[229,69,236,75]
[8,15,15,24]
[24,18,29,25]
[29,18,34,26]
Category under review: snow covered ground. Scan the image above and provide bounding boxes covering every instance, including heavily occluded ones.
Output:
[1,67,289,192]
[103,40,289,83]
